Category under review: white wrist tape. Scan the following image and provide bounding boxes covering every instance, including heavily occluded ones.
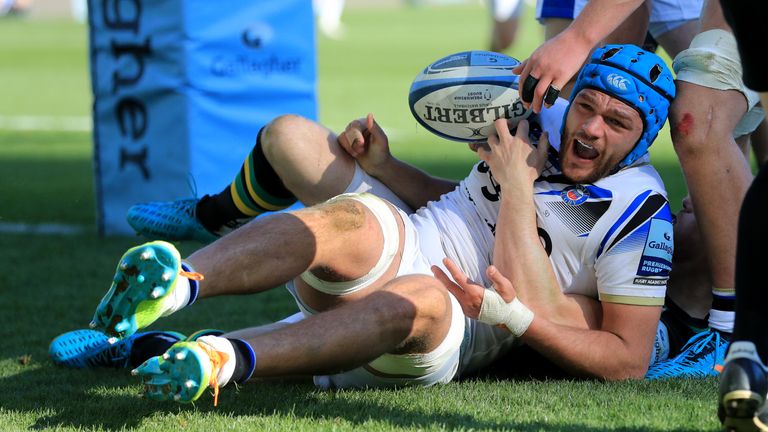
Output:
[477,289,534,337]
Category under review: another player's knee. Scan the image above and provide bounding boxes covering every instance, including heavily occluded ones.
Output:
[261,114,310,157]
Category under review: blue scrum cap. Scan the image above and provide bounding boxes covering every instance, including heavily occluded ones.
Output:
[564,44,676,167]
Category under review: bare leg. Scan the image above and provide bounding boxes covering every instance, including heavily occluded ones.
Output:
[671,81,752,291]
[491,16,520,53]
[655,19,700,59]
[262,114,358,206]
[187,198,395,300]
[239,275,454,377]
[671,0,754,294]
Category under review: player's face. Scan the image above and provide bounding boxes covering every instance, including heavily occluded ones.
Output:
[560,89,643,183]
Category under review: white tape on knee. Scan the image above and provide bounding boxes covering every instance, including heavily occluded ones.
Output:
[300,193,399,296]
[477,289,534,337]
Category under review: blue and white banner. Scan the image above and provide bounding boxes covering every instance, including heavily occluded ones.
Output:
[89,0,317,235]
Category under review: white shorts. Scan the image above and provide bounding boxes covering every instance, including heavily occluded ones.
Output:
[673,29,763,137]
[536,0,702,30]
[344,164,413,213]
[284,193,517,389]
[490,0,524,22]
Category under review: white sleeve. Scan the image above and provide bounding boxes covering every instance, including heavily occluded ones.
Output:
[594,192,674,306]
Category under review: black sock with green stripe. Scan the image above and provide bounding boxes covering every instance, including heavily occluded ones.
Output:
[196,128,296,233]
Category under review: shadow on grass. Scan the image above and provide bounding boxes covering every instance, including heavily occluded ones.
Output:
[0,351,707,432]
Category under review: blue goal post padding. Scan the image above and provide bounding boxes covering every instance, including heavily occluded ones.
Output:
[89,0,317,235]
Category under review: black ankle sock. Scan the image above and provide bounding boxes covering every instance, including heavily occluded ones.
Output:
[195,193,243,234]
[249,128,294,200]
[661,297,710,357]
[128,332,183,369]
[227,338,256,384]
[195,127,295,233]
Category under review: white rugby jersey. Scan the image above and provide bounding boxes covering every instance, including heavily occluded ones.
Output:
[414,99,674,306]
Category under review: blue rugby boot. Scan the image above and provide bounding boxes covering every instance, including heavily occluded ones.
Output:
[133,339,231,406]
[49,329,185,369]
[127,198,220,244]
[91,241,203,339]
[719,341,768,432]
[645,329,729,380]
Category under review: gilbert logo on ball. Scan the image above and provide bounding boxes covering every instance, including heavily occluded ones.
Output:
[409,51,530,143]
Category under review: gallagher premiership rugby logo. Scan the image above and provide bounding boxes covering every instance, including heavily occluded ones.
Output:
[561,185,589,206]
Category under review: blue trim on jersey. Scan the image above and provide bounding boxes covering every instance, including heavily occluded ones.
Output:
[596,189,652,259]
[656,201,674,223]
[539,0,576,19]
[585,185,613,199]
[535,190,564,196]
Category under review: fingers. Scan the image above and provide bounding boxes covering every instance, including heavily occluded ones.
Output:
[538,131,550,159]
[341,119,366,156]
[486,265,515,299]
[432,265,464,300]
[521,72,564,114]
[431,265,454,289]
[442,257,472,287]
[514,119,529,141]
[512,59,526,76]
[543,84,561,106]
[521,74,539,105]
[492,118,512,141]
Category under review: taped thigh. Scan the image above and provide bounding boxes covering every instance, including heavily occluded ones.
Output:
[673,29,762,136]
[300,193,400,296]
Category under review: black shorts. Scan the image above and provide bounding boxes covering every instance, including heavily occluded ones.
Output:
[720,0,768,91]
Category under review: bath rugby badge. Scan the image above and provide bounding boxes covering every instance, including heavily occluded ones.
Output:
[561,185,589,206]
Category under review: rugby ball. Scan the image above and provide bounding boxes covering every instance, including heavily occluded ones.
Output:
[409,51,531,143]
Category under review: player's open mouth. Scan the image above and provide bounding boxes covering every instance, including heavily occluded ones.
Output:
[573,139,599,160]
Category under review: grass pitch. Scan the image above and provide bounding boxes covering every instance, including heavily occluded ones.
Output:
[0,4,718,431]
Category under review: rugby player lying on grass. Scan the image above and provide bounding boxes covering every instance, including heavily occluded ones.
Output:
[53,45,691,405]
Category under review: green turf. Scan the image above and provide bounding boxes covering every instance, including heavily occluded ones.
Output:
[0,4,720,431]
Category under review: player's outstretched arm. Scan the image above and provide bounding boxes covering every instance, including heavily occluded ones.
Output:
[523,300,661,380]
[435,259,660,380]
[338,113,458,209]
[514,0,645,113]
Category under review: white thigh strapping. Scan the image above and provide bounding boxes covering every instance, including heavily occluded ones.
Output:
[674,29,762,137]
[343,163,413,213]
[299,193,399,296]
[285,197,430,316]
